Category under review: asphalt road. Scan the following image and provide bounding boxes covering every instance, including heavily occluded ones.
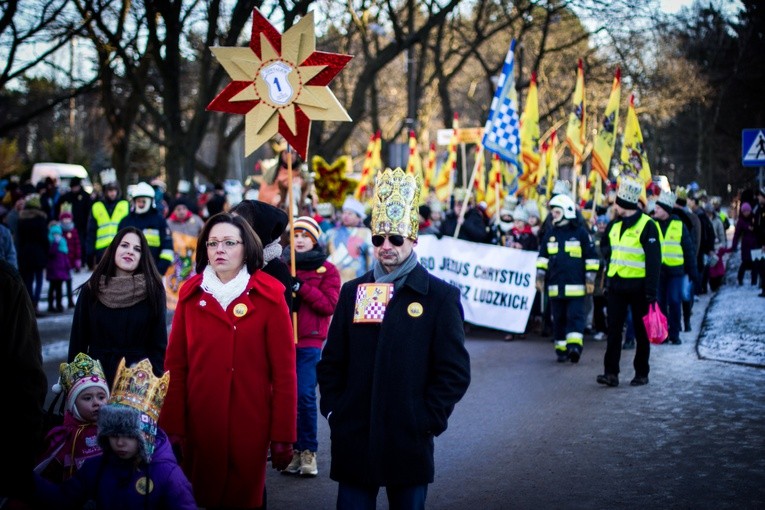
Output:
[38,288,765,509]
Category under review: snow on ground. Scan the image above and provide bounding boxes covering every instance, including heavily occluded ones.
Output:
[697,250,765,367]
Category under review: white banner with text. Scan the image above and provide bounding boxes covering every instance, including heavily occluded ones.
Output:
[415,236,538,333]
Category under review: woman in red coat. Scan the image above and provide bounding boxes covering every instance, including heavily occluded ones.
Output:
[160,213,297,509]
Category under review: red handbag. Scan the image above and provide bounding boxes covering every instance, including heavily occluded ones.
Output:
[643,303,669,344]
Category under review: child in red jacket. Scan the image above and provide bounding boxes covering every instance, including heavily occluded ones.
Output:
[284,216,340,477]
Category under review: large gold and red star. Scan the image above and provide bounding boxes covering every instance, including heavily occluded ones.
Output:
[207,8,352,159]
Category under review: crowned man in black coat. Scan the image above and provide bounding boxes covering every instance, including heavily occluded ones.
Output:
[317,168,471,509]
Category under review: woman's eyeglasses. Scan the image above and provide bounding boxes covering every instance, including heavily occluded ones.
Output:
[371,235,405,247]
[206,240,243,249]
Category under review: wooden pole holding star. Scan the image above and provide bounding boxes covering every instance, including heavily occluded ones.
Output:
[207,8,352,342]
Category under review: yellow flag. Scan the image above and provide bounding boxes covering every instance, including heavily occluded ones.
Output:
[424,142,436,189]
[592,67,621,181]
[405,130,423,179]
[520,72,541,178]
[435,118,459,202]
[485,154,506,216]
[354,132,377,200]
[565,59,586,161]
[546,131,560,200]
[472,141,486,203]
[620,93,651,185]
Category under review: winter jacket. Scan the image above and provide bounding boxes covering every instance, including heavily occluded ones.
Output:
[118,210,174,274]
[710,214,726,249]
[295,259,341,349]
[62,227,82,270]
[17,208,49,272]
[601,212,662,301]
[166,213,204,238]
[0,261,47,498]
[38,412,101,482]
[317,264,471,487]
[0,223,17,268]
[47,225,71,281]
[86,198,129,259]
[537,221,599,298]
[55,188,92,234]
[68,284,167,384]
[439,208,490,243]
[32,429,196,510]
[655,215,698,280]
[160,270,296,508]
[733,214,759,263]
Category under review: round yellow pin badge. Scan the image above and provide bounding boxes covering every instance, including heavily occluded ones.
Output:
[316,266,327,273]
[233,303,248,317]
[135,476,154,495]
[407,302,423,318]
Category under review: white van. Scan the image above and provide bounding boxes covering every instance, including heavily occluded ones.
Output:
[31,162,93,193]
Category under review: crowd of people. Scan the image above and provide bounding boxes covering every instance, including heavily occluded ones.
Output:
[2,163,765,508]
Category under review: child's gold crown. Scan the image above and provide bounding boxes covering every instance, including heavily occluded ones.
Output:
[110,358,170,423]
[55,353,107,395]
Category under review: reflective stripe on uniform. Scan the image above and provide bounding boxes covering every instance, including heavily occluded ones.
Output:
[657,219,684,267]
[566,332,584,346]
[555,340,567,352]
[607,214,651,279]
[92,200,130,250]
[564,284,585,297]
[585,258,600,271]
[536,256,549,270]
[143,228,161,247]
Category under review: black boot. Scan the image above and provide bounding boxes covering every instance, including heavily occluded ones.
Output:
[682,301,692,332]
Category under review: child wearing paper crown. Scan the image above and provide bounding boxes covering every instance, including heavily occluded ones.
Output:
[31,358,197,510]
[282,216,341,477]
[36,353,110,482]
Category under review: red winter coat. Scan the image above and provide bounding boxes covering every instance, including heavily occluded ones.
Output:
[160,270,296,508]
[295,261,341,349]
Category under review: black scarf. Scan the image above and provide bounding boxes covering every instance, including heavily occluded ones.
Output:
[294,247,328,271]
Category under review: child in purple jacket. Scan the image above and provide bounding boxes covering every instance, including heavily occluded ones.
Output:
[59,211,81,308]
[46,222,70,313]
[32,358,196,510]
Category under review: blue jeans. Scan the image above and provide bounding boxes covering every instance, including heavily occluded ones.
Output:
[658,274,683,341]
[337,483,428,510]
[296,347,321,452]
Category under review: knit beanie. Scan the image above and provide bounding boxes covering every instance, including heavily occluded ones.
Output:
[294,216,321,244]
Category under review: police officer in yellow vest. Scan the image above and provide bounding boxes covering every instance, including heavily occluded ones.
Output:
[597,176,661,387]
[118,182,174,274]
[653,190,698,345]
[86,181,130,266]
[536,194,599,363]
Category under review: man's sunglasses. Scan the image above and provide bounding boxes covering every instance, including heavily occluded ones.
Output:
[372,234,405,247]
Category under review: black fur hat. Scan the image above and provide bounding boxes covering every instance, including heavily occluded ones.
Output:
[98,404,157,463]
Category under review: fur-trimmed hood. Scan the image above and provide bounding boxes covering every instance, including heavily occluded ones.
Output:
[98,403,158,463]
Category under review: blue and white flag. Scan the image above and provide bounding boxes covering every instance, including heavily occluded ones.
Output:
[482,39,521,172]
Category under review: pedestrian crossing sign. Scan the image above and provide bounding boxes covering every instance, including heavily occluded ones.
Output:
[742,129,765,167]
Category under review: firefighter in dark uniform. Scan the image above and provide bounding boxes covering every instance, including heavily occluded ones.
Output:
[536,194,599,363]
[118,181,174,274]
[597,176,662,387]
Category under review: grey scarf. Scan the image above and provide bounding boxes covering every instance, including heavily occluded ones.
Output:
[373,251,419,292]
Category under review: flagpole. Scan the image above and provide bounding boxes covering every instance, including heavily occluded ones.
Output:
[571,156,580,204]
[592,171,600,217]
[286,146,298,344]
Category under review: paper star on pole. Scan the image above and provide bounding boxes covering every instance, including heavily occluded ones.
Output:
[207,8,352,159]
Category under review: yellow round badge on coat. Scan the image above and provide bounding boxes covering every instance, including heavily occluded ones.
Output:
[407,302,423,317]
[233,303,248,317]
[135,476,154,495]
[316,266,327,273]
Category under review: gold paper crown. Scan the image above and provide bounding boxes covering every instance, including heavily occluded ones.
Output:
[57,353,107,395]
[371,167,421,240]
[110,358,170,423]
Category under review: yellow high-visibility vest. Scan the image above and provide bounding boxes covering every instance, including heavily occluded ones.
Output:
[92,200,129,250]
[607,214,651,279]
[656,219,684,267]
